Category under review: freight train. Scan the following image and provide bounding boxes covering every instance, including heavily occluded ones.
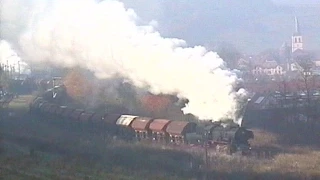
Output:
[29,96,254,155]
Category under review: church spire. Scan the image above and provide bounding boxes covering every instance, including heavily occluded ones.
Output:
[291,16,303,53]
[294,16,300,35]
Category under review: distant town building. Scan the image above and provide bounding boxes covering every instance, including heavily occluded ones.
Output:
[243,16,320,77]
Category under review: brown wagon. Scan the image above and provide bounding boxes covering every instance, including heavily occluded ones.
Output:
[102,114,122,135]
[149,119,172,143]
[116,115,137,140]
[61,107,75,119]
[70,109,85,121]
[89,113,108,134]
[165,121,197,144]
[131,117,153,141]
[87,113,121,136]
[79,111,95,123]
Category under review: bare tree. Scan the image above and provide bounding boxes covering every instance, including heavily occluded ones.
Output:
[296,54,315,122]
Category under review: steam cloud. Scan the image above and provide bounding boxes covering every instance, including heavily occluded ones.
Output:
[1,0,247,121]
[0,40,30,74]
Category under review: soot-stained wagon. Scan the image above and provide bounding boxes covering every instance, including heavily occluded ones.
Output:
[79,111,95,123]
[69,109,85,128]
[148,119,172,143]
[90,113,105,124]
[61,107,75,119]
[70,109,85,121]
[116,115,137,139]
[90,112,107,133]
[130,117,153,140]
[89,113,121,135]
[78,111,95,128]
[102,113,122,135]
[165,121,197,144]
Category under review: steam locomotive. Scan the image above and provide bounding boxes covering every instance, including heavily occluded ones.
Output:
[29,96,254,155]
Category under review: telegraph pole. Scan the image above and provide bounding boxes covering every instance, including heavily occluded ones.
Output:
[203,131,209,180]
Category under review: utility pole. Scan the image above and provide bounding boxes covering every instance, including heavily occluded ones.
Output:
[11,65,14,79]
[303,70,312,122]
[203,131,209,180]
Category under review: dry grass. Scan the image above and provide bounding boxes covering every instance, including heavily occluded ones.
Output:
[267,151,320,175]
[200,150,320,179]
[3,95,320,179]
[250,128,279,147]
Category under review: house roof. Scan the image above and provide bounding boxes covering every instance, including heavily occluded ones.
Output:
[292,49,306,56]
[261,61,278,69]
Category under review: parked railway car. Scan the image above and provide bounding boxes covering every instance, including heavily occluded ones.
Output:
[148,119,172,144]
[130,117,153,141]
[70,109,85,120]
[90,112,107,132]
[86,112,122,137]
[166,121,197,145]
[102,113,122,136]
[79,111,95,126]
[116,115,136,140]
[61,107,75,120]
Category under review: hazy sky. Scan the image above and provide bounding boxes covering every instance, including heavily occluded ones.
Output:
[1,0,320,53]
[274,0,320,5]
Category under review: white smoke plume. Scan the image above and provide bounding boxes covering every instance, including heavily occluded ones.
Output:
[0,40,30,75]
[1,0,247,121]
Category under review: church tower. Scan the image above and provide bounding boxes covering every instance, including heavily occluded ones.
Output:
[291,16,303,52]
